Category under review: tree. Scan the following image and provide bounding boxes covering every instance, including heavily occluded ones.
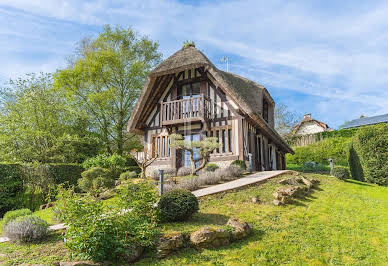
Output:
[275,103,301,136]
[130,148,157,179]
[0,73,98,163]
[54,25,162,155]
[169,134,220,175]
[339,121,350,129]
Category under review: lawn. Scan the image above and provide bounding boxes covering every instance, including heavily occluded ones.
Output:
[0,172,387,265]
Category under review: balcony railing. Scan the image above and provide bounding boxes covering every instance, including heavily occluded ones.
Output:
[161,94,213,126]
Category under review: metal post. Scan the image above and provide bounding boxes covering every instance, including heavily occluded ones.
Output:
[158,169,164,196]
[248,153,253,174]
[328,158,334,175]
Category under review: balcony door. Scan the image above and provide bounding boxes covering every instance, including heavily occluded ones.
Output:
[178,82,201,118]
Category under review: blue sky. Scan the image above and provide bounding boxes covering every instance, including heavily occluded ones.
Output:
[1,0,388,128]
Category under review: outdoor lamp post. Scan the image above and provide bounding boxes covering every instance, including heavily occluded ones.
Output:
[328,158,334,175]
[158,169,164,196]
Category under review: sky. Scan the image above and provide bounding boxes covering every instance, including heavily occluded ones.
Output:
[1,0,388,129]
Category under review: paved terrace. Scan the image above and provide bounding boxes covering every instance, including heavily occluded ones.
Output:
[0,170,291,243]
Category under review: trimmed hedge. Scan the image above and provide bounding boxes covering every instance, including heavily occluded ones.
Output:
[2,208,32,226]
[349,124,388,185]
[231,160,247,171]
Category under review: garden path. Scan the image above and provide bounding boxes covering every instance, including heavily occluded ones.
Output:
[192,170,291,198]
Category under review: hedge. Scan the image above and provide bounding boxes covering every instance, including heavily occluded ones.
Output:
[0,163,84,217]
[349,124,388,185]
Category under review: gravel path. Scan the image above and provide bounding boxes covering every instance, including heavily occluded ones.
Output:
[192,170,291,198]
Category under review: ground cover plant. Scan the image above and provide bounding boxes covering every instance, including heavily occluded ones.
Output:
[1,172,387,265]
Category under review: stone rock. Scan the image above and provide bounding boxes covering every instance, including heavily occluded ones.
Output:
[59,262,99,266]
[251,197,261,203]
[273,186,305,204]
[226,218,253,241]
[39,202,55,210]
[115,180,121,186]
[157,232,185,258]
[123,245,144,263]
[190,227,230,248]
[310,178,320,187]
[278,177,303,186]
[273,199,283,206]
[301,177,313,189]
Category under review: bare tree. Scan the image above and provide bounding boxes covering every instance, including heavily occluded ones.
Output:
[275,103,301,136]
[169,134,220,175]
[130,148,157,179]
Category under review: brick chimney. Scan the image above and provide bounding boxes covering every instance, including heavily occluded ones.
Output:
[303,114,311,120]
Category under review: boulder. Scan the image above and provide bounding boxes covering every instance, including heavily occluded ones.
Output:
[39,202,55,210]
[226,218,253,240]
[122,244,144,263]
[157,232,185,258]
[273,199,283,206]
[190,227,229,248]
[301,177,313,189]
[273,186,305,204]
[278,177,303,186]
[251,197,261,203]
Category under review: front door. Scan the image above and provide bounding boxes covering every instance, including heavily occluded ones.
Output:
[181,133,201,168]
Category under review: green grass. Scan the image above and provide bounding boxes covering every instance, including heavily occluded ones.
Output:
[1,173,387,265]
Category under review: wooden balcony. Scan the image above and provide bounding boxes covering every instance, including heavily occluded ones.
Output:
[161,94,213,126]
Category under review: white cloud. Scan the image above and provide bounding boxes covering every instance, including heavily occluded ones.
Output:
[0,0,388,127]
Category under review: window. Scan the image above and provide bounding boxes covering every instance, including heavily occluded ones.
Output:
[178,82,200,99]
[153,135,170,158]
[263,98,269,122]
[222,129,226,153]
[228,129,232,152]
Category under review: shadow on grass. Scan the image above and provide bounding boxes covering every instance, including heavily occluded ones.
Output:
[345,179,373,186]
[189,212,230,226]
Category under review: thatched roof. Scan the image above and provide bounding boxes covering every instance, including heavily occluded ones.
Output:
[128,46,293,153]
[292,114,332,135]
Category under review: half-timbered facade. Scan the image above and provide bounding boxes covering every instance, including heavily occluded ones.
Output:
[127,46,293,174]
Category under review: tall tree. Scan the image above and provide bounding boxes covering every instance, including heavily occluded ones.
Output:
[0,73,98,163]
[274,103,301,137]
[55,25,162,155]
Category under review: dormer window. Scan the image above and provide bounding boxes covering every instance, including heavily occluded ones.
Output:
[263,98,269,123]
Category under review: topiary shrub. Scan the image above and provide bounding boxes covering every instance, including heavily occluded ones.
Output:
[2,208,32,226]
[205,163,219,172]
[3,215,49,242]
[120,171,138,180]
[82,154,127,178]
[331,166,350,181]
[158,189,199,222]
[231,160,247,171]
[78,167,115,195]
[215,166,243,181]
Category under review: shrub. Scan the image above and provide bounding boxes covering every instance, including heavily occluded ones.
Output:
[78,167,115,195]
[120,171,138,180]
[178,176,201,191]
[0,164,24,217]
[3,215,49,242]
[2,208,32,226]
[82,154,127,178]
[151,168,176,180]
[55,183,159,263]
[126,166,141,175]
[205,163,219,172]
[215,166,243,181]
[349,124,388,185]
[348,143,364,181]
[158,189,199,222]
[198,171,221,185]
[302,162,329,173]
[177,166,192,177]
[331,166,350,180]
[231,160,247,171]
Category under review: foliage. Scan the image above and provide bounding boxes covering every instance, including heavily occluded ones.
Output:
[350,124,388,185]
[0,163,83,216]
[286,137,351,166]
[182,40,195,48]
[287,128,358,147]
[3,215,49,242]
[231,160,247,170]
[55,182,159,263]
[0,164,24,217]
[78,167,115,195]
[286,163,330,174]
[126,165,142,174]
[275,103,301,136]
[151,168,176,180]
[120,171,138,180]
[215,166,243,180]
[0,73,98,163]
[54,25,162,155]
[82,153,126,178]
[331,166,350,180]
[205,163,219,172]
[170,134,220,175]
[302,161,329,173]
[2,209,32,226]
[348,143,364,181]
[158,189,199,222]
